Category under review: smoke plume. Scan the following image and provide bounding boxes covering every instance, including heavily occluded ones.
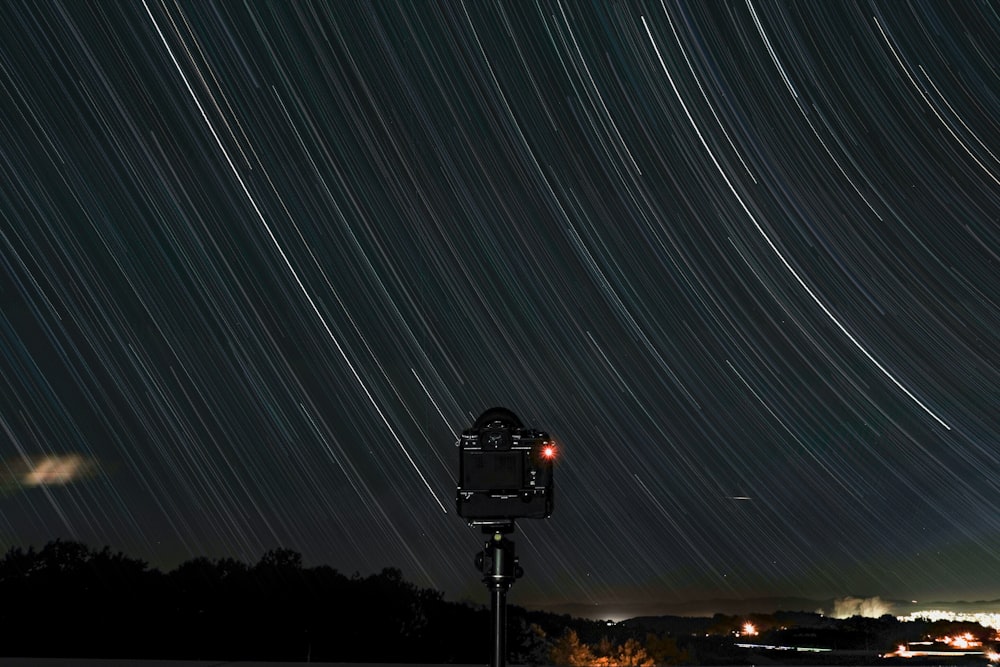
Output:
[828,596,893,619]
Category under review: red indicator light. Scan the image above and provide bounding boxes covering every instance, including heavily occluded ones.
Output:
[542,444,556,460]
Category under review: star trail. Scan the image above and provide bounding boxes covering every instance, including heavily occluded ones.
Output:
[1,1,999,617]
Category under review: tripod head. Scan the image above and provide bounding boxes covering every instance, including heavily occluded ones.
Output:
[474,527,524,589]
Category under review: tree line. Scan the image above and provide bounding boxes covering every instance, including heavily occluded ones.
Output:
[0,539,688,664]
[8,540,983,664]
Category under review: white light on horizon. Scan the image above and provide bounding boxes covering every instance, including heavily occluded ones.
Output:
[897,610,1000,630]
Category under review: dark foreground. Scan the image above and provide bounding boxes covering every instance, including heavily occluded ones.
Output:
[0,662,484,667]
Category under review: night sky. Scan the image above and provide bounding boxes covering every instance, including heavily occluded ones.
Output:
[2,1,999,618]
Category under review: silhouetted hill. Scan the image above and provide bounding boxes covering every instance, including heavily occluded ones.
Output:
[619,610,839,638]
[542,596,1000,622]
[0,539,612,663]
[0,540,489,662]
[3,540,999,665]
[540,597,830,620]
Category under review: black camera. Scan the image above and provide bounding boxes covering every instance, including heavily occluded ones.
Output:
[456,407,555,522]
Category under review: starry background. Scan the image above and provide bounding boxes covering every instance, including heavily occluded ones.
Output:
[1,0,999,617]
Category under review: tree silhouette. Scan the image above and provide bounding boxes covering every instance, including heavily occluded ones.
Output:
[0,538,925,663]
[645,632,692,665]
[256,546,303,570]
[0,540,157,657]
[0,544,35,582]
[511,620,550,666]
[614,637,655,667]
[551,628,597,666]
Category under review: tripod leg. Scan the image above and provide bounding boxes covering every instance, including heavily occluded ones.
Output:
[491,585,507,667]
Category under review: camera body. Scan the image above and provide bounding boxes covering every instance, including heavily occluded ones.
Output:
[456,408,554,522]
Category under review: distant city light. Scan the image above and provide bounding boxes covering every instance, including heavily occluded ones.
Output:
[736,642,829,653]
[944,633,978,650]
[886,630,994,660]
[897,610,1000,630]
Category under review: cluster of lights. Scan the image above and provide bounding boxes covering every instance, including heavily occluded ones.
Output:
[897,610,1000,630]
[893,609,1000,663]
[942,633,981,650]
[734,622,830,655]
[731,612,1000,662]
[888,632,1000,661]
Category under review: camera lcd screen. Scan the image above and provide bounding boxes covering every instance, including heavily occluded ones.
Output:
[463,451,524,490]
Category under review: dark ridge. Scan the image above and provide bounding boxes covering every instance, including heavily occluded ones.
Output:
[2,540,997,665]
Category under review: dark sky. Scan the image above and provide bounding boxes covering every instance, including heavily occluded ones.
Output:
[2,1,999,617]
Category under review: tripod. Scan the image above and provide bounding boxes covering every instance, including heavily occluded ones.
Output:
[472,520,523,667]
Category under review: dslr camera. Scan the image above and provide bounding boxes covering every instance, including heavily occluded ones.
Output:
[456,407,555,522]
